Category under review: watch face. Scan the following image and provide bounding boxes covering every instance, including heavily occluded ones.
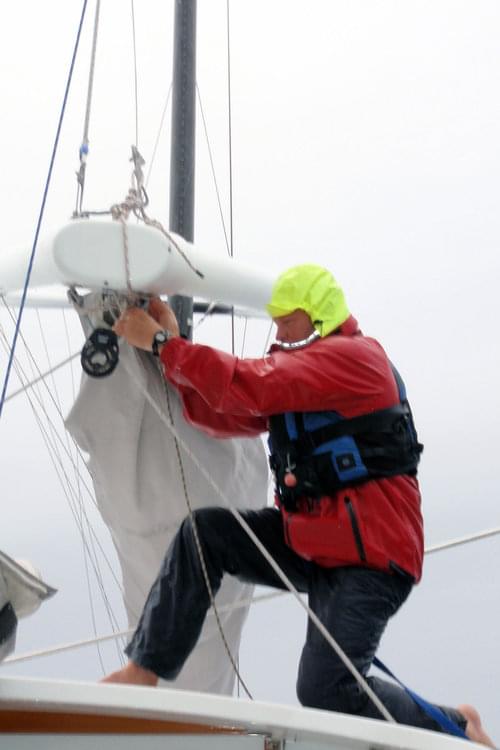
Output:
[152,330,169,355]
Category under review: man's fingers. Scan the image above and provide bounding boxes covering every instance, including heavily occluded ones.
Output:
[148,297,165,321]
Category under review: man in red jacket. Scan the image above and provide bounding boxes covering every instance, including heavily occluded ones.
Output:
[102,265,493,747]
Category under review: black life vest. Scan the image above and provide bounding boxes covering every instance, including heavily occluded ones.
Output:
[268,366,423,510]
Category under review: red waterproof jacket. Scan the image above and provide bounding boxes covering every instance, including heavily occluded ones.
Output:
[160,316,423,582]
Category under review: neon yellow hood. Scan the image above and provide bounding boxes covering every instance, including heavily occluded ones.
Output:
[266,264,350,337]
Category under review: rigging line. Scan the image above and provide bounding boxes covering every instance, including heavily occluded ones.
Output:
[61,308,92,571]
[0,303,97,500]
[118,350,394,723]
[0,327,125,614]
[3,317,138,644]
[130,0,139,148]
[11,511,500,669]
[1,303,89,474]
[61,309,110,669]
[226,0,235,354]
[193,301,220,331]
[0,333,122,625]
[159,367,253,699]
[104,515,492,624]
[80,501,107,675]
[82,501,127,664]
[34,306,76,483]
[145,83,173,190]
[239,316,248,358]
[2,590,285,666]
[196,85,231,256]
[225,509,395,722]
[226,0,234,260]
[64,298,125,667]
[82,0,101,146]
[262,320,274,356]
[62,310,78,406]
[425,526,500,555]
[1,629,134,666]
[21,312,78,514]
[76,0,101,216]
[2,349,80,404]
[2,378,124,642]
[209,525,500,612]
[7,525,500,668]
[0,0,89,421]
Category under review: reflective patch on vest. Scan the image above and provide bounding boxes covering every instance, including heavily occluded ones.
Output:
[302,413,368,483]
[315,436,369,483]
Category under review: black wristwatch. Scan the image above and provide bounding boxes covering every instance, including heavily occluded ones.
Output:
[152,329,172,357]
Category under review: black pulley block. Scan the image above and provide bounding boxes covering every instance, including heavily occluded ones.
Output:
[81,328,119,378]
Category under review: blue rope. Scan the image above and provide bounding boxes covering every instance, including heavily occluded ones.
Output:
[0,0,89,420]
[373,657,469,740]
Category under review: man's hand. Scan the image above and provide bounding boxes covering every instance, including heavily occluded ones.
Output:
[113,299,179,351]
[148,298,180,336]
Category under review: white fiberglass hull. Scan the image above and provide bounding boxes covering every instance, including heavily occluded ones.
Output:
[0,676,477,750]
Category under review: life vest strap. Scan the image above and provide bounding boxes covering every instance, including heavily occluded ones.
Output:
[373,657,468,739]
[293,404,411,455]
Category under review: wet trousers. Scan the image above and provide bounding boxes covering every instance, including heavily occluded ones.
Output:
[125,506,465,734]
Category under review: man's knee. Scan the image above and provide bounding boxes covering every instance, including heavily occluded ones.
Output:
[182,507,234,549]
[296,659,367,714]
[297,673,368,713]
[296,672,321,709]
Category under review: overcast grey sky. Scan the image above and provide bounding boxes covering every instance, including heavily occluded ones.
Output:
[1,0,500,741]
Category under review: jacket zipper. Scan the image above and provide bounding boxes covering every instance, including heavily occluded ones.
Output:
[283,512,292,547]
[344,496,366,562]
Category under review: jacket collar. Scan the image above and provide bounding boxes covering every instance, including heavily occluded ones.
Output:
[332,314,360,337]
[269,314,361,353]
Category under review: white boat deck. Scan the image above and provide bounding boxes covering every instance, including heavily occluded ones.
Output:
[0,676,477,750]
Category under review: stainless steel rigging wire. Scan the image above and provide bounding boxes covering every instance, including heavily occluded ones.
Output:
[1,301,130,637]
[75,0,101,217]
[130,0,140,149]
[0,0,89,421]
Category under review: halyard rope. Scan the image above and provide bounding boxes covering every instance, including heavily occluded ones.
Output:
[158,367,254,699]
[110,148,204,292]
[59,288,255,690]
[71,259,252,687]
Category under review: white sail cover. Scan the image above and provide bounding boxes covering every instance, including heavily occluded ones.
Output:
[0,552,56,663]
[65,295,269,694]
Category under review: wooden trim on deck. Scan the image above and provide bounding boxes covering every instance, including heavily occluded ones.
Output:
[0,709,243,735]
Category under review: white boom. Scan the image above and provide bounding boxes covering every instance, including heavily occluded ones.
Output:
[0,219,275,313]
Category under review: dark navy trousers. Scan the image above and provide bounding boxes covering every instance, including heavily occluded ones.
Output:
[126,506,465,734]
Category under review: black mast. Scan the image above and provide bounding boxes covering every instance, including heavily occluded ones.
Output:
[168,0,196,340]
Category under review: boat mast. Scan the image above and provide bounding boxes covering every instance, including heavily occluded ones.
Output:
[168,0,197,340]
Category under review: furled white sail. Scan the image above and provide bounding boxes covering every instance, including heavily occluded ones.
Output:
[65,294,269,693]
